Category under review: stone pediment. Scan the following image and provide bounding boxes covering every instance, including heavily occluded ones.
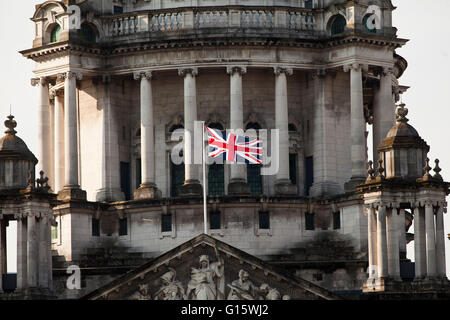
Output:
[82,234,341,300]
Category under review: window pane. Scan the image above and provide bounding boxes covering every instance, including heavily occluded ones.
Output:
[119,218,128,236]
[208,164,225,196]
[305,212,315,230]
[162,214,172,233]
[333,211,341,230]
[50,25,62,43]
[120,162,131,200]
[331,15,347,35]
[247,164,262,196]
[92,218,100,237]
[171,162,185,197]
[210,211,221,230]
[289,154,297,185]
[304,156,314,196]
[259,211,270,230]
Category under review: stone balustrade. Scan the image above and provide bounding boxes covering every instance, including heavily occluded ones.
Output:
[101,7,317,38]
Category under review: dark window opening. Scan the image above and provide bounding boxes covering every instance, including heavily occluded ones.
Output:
[289,154,298,186]
[305,212,315,231]
[171,162,185,197]
[79,23,97,43]
[50,25,61,43]
[136,158,142,189]
[169,124,184,133]
[333,211,341,230]
[259,211,270,230]
[208,163,225,196]
[51,223,58,240]
[120,162,131,200]
[119,218,128,236]
[210,211,221,230]
[330,15,347,35]
[92,218,100,237]
[113,5,123,14]
[304,156,314,196]
[363,14,377,34]
[161,214,172,233]
[247,164,262,196]
[305,0,313,9]
[288,124,298,132]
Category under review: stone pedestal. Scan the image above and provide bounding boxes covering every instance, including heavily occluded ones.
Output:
[134,183,161,200]
[57,188,87,201]
[274,179,297,195]
[228,179,251,196]
[180,180,203,197]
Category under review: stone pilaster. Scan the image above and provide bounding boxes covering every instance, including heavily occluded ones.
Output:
[53,93,65,194]
[414,205,426,280]
[16,215,28,290]
[367,205,378,280]
[179,68,202,196]
[27,213,38,288]
[425,202,437,279]
[435,205,447,278]
[38,214,49,288]
[274,67,297,195]
[133,71,160,200]
[57,72,86,201]
[227,66,250,195]
[377,205,388,279]
[96,75,125,202]
[386,207,401,280]
[344,63,368,191]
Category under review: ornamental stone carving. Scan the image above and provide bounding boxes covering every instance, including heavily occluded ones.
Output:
[186,254,225,300]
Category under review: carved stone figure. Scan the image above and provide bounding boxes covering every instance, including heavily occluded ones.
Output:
[154,269,186,300]
[186,253,225,300]
[258,283,281,300]
[227,270,258,300]
[128,284,151,300]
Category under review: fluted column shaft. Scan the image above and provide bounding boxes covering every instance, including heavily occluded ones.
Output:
[414,206,426,280]
[425,203,437,278]
[228,66,248,189]
[377,205,388,278]
[54,94,65,193]
[435,206,447,278]
[16,217,28,290]
[386,208,401,279]
[62,72,82,188]
[344,64,367,188]
[367,206,377,279]
[32,77,51,177]
[27,214,38,288]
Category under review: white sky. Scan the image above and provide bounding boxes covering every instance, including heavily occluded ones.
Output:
[0,0,449,277]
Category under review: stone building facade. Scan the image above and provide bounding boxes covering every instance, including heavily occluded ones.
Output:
[2,0,445,299]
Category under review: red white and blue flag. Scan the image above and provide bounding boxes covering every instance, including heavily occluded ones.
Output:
[206,127,263,164]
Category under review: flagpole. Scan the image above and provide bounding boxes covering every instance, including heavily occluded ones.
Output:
[202,121,208,235]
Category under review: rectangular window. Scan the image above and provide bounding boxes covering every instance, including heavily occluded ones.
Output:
[304,156,314,196]
[247,164,263,196]
[120,162,131,201]
[171,162,185,197]
[210,211,221,230]
[161,214,172,233]
[333,211,341,230]
[208,164,225,196]
[119,218,128,236]
[136,158,142,190]
[259,211,270,230]
[305,212,315,231]
[92,218,100,237]
[51,224,58,240]
[305,0,313,9]
[289,154,298,185]
[113,5,123,14]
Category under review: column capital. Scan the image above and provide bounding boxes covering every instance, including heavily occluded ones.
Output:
[343,63,369,73]
[178,67,198,77]
[227,66,247,76]
[381,66,395,77]
[57,72,83,81]
[133,71,153,81]
[31,77,48,87]
[274,66,293,76]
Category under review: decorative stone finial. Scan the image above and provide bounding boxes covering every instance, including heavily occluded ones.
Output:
[36,171,50,193]
[395,103,409,123]
[4,115,17,135]
[423,158,432,180]
[367,161,376,181]
[377,159,385,180]
[433,159,443,181]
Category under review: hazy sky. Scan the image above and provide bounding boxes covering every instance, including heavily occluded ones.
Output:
[0,0,449,276]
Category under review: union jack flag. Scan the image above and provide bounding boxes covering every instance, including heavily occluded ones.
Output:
[206,127,263,164]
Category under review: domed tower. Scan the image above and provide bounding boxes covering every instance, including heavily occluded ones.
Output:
[359,104,450,293]
[0,116,55,298]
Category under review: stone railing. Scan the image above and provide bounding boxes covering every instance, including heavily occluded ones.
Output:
[101,7,317,38]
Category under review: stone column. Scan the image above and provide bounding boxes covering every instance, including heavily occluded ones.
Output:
[344,63,368,191]
[425,203,437,278]
[16,216,28,290]
[227,66,250,195]
[133,71,159,199]
[54,93,65,193]
[367,206,378,279]
[386,208,401,280]
[372,67,395,160]
[96,75,125,202]
[274,67,296,195]
[27,213,38,288]
[435,205,447,278]
[414,205,426,280]
[38,215,49,288]
[31,77,51,179]
[179,68,202,196]
[58,72,86,201]
[398,209,407,259]
[377,205,388,279]
[310,70,341,196]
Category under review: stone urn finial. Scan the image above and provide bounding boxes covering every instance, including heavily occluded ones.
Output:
[433,159,443,181]
[395,103,409,123]
[4,114,17,135]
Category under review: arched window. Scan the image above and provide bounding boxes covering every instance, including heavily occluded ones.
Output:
[288,123,297,132]
[207,123,225,196]
[50,25,62,43]
[80,23,97,43]
[245,122,262,196]
[330,15,347,35]
[362,14,377,34]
